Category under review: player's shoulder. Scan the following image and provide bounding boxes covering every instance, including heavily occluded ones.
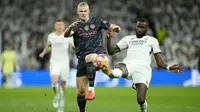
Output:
[144,35,157,40]
[123,35,136,39]
[2,50,7,56]
[48,32,56,37]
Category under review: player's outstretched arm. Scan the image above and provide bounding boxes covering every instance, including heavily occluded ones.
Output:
[106,30,120,55]
[110,24,121,33]
[64,21,80,37]
[39,42,51,58]
[154,53,184,74]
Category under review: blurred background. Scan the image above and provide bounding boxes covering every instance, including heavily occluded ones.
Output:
[0,0,200,87]
[0,0,200,112]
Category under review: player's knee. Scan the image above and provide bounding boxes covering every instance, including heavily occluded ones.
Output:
[115,63,128,78]
[52,80,58,86]
[60,81,66,88]
[137,96,145,105]
[77,88,86,96]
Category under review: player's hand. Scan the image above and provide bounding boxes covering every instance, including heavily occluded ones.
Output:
[113,26,121,33]
[69,21,81,28]
[106,30,113,38]
[39,52,45,58]
[169,64,184,74]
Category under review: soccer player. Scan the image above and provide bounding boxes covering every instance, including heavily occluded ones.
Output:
[1,44,19,88]
[64,2,120,112]
[104,18,184,112]
[39,20,74,112]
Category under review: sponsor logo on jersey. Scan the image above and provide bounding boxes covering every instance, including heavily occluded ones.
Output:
[90,24,95,29]
[79,31,97,38]
[129,40,147,45]
[84,25,89,31]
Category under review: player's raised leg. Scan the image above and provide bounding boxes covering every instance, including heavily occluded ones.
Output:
[85,54,97,100]
[77,76,88,112]
[51,75,59,108]
[102,62,128,78]
[135,83,148,112]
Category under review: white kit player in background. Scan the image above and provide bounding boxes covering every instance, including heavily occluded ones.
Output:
[39,20,74,112]
[103,18,184,112]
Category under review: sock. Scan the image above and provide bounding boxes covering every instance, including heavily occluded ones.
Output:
[2,75,7,85]
[52,83,59,97]
[60,87,66,106]
[139,100,148,112]
[7,74,12,87]
[112,68,123,77]
[77,95,86,112]
[86,62,96,88]
[1,76,5,85]
[88,87,95,93]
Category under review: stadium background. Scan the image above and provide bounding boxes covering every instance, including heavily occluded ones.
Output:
[0,0,200,112]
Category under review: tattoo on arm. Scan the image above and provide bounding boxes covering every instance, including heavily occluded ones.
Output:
[154,53,168,70]
[64,27,73,37]
[107,37,120,55]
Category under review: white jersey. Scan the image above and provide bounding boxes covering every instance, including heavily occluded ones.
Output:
[48,32,74,64]
[116,35,161,66]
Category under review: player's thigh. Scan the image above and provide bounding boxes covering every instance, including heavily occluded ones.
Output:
[60,64,70,82]
[131,65,152,89]
[49,63,60,84]
[76,76,88,94]
[76,59,87,77]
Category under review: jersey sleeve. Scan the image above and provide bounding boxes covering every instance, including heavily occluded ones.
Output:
[97,17,111,30]
[116,36,129,50]
[152,38,161,54]
[47,34,51,45]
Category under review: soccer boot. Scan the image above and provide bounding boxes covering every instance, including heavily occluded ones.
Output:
[85,90,95,100]
[57,106,64,112]
[53,95,59,108]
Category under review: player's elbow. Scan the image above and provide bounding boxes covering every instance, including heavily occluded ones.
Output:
[64,33,70,38]
[108,51,114,55]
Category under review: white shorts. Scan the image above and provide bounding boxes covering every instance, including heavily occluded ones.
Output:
[49,62,69,81]
[125,63,152,89]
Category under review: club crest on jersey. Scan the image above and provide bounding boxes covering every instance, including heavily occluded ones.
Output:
[84,25,89,31]
[90,24,95,29]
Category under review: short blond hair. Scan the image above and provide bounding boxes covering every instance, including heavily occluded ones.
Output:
[77,2,89,9]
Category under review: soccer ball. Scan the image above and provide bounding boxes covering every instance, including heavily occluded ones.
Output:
[93,55,109,69]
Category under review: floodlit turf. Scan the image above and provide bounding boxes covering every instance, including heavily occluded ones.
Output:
[0,86,200,112]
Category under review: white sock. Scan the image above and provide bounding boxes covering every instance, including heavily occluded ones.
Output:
[139,101,148,112]
[111,68,123,77]
[88,87,95,93]
[60,87,66,106]
[52,83,59,97]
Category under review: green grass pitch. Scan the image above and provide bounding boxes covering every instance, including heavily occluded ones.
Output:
[0,86,200,112]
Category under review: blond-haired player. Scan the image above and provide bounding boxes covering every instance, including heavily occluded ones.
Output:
[39,20,74,112]
[64,2,120,112]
